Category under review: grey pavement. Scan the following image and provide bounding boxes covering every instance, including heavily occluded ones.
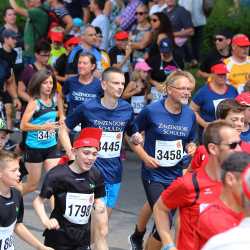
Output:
[14,151,153,250]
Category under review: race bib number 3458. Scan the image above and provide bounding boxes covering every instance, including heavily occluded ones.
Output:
[155,140,183,167]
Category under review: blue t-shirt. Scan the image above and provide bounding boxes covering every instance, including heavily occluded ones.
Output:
[65,98,134,184]
[26,99,57,148]
[131,98,196,185]
[63,76,103,113]
[192,84,238,140]
[241,128,250,143]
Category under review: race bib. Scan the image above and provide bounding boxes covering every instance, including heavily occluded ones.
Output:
[14,47,23,64]
[37,130,56,141]
[155,140,183,167]
[213,98,224,113]
[64,193,94,225]
[98,131,123,158]
[0,221,15,250]
[131,96,145,114]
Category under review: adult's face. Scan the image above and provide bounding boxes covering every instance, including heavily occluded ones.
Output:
[4,9,16,26]
[135,5,148,24]
[213,73,227,86]
[35,50,50,66]
[165,0,176,8]
[167,76,195,105]
[232,44,249,61]
[214,35,231,51]
[150,14,160,31]
[83,27,97,47]
[78,55,95,76]
[101,72,125,99]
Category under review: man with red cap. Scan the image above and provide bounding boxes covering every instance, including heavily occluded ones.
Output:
[224,34,250,92]
[33,127,108,250]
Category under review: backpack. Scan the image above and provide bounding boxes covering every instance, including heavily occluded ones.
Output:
[203,0,214,17]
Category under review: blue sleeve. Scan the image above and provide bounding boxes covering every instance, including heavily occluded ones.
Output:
[130,107,150,134]
[62,78,70,96]
[180,8,193,29]
[65,104,85,129]
[188,113,197,143]
[192,87,204,107]
[125,110,135,136]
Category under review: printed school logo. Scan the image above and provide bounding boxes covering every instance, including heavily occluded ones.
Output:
[116,133,122,139]
[176,141,182,149]
[89,194,94,203]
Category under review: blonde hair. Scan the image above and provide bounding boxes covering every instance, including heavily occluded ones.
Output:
[165,70,195,87]
[0,150,20,169]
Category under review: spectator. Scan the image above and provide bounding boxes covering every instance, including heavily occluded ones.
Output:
[129,3,152,64]
[190,63,238,142]
[224,34,250,93]
[149,0,167,15]
[115,0,141,31]
[197,29,232,80]
[179,0,206,65]
[89,0,110,50]
[164,0,194,64]
[9,0,49,63]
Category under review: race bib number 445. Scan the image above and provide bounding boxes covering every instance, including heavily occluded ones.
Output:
[98,132,123,158]
[155,140,183,167]
[64,193,94,225]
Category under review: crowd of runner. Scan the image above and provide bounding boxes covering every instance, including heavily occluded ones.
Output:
[0,0,250,250]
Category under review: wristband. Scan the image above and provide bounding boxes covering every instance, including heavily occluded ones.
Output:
[162,243,175,250]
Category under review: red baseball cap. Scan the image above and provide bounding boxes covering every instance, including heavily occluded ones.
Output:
[50,31,64,42]
[210,63,228,75]
[235,92,250,107]
[73,128,102,149]
[232,34,250,46]
[64,37,80,48]
[114,31,129,40]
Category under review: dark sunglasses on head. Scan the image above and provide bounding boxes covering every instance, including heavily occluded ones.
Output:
[136,11,147,16]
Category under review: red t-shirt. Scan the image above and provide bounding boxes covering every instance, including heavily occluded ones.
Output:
[161,166,222,250]
[195,199,243,249]
[191,145,209,170]
[241,141,250,153]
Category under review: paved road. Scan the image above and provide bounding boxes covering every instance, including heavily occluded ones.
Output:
[15,151,153,250]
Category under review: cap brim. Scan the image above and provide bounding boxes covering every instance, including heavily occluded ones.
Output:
[0,128,13,133]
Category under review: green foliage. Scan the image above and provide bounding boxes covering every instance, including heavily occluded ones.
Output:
[203,0,250,54]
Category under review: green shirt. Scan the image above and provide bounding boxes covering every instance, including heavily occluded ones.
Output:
[24,7,49,57]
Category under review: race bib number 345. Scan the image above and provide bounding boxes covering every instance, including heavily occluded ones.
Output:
[155,140,183,167]
[98,132,123,158]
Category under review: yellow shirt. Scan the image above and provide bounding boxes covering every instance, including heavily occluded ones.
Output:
[224,56,250,92]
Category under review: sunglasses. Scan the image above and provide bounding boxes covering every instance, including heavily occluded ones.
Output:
[150,18,159,22]
[214,37,225,42]
[136,12,147,16]
[219,141,241,149]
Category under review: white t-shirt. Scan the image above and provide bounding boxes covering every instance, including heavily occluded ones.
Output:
[91,14,110,50]
[149,4,167,15]
[202,217,250,250]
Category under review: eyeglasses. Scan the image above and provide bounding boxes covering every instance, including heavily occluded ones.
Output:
[136,12,147,16]
[219,141,242,149]
[214,37,225,42]
[168,85,193,92]
[150,18,159,22]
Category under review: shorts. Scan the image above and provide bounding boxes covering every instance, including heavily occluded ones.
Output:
[25,145,60,163]
[142,179,175,241]
[102,183,121,209]
[44,228,90,250]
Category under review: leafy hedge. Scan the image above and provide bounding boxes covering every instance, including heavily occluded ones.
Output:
[203,0,250,54]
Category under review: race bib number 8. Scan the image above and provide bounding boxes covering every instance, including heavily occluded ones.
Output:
[155,140,183,167]
[64,193,94,225]
[98,132,123,158]
[0,221,15,250]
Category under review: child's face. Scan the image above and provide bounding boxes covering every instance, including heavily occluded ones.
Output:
[0,131,8,150]
[0,160,20,187]
[244,107,250,124]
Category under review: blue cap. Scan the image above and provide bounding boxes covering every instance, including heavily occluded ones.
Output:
[159,38,173,54]
[73,18,83,27]
[1,29,18,39]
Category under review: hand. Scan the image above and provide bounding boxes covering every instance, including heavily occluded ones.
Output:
[43,218,60,230]
[144,155,160,169]
[125,44,132,56]
[185,142,197,157]
[13,98,22,110]
[131,132,144,145]
[42,122,60,131]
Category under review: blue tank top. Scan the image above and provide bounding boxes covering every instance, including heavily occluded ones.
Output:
[25,99,57,148]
